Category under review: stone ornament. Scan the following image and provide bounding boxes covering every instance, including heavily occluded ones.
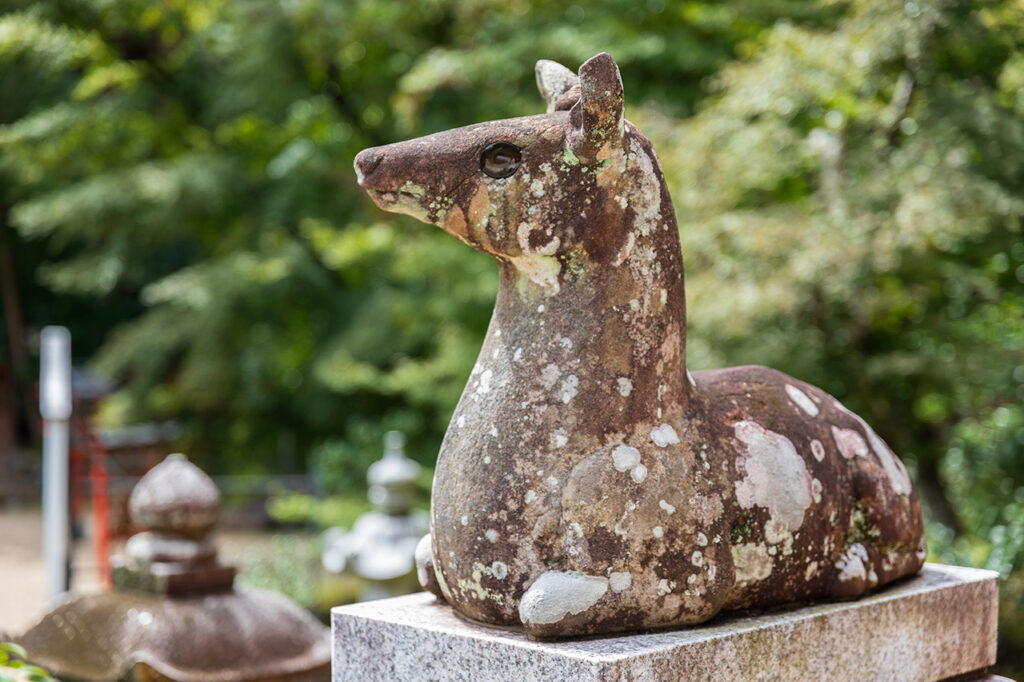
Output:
[17,453,330,680]
[354,53,925,638]
[322,431,429,599]
[116,452,235,594]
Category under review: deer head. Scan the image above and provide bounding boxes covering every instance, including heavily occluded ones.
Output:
[354,53,667,293]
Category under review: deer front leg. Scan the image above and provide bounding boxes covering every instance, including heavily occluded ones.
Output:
[517,448,735,638]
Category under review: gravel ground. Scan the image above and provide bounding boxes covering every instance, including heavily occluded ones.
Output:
[0,507,106,636]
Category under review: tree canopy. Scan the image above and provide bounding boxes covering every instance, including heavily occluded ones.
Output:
[1,0,1022,672]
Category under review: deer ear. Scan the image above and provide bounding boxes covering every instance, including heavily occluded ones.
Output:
[569,53,624,161]
[535,60,580,113]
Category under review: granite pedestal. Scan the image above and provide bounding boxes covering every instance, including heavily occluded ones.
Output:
[332,563,999,681]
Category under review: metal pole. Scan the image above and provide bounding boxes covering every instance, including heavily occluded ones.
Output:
[40,326,71,604]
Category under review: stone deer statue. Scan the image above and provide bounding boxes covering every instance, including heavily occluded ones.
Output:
[354,53,925,639]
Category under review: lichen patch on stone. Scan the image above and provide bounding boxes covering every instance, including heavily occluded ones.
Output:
[608,571,632,592]
[518,571,608,625]
[650,424,680,447]
[733,421,812,530]
[836,543,869,583]
[612,445,641,472]
[831,425,869,459]
[785,384,819,417]
[732,542,773,583]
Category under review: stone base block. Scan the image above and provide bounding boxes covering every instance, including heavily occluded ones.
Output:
[332,563,998,681]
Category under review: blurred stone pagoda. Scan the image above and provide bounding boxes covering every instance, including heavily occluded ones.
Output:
[16,453,330,681]
[321,431,428,601]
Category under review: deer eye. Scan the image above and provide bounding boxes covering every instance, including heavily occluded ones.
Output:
[480,142,521,179]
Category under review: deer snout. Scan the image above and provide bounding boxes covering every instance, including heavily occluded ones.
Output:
[354,147,385,188]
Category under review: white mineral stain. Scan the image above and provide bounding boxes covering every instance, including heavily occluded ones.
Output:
[732,542,773,583]
[491,561,508,579]
[650,424,680,447]
[691,551,703,567]
[612,445,641,472]
[609,572,632,592]
[811,478,823,504]
[460,515,468,526]
[811,439,825,462]
[560,375,579,403]
[831,425,869,459]
[524,489,537,504]
[652,526,663,538]
[630,464,648,483]
[805,561,818,582]
[559,337,573,349]
[697,532,708,546]
[518,571,608,625]
[551,429,569,448]
[657,579,673,596]
[617,377,633,397]
[485,529,499,543]
[537,304,545,313]
[785,384,819,417]
[733,421,813,530]
[659,500,676,514]
[629,299,640,311]
[546,475,559,488]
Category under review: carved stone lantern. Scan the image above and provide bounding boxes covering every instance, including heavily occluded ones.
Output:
[321,431,428,601]
[16,453,330,681]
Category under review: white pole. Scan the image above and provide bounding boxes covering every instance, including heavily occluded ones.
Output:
[40,326,72,604]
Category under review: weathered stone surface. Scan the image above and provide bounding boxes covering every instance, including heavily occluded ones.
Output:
[332,564,997,682]
[354,52,925,637]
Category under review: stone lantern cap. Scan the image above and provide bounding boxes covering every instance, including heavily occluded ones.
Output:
[128,452,220,538]
[366,431,420,514]
[114,453,236,596]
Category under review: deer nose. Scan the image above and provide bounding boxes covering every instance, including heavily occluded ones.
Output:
[354,147,385,187]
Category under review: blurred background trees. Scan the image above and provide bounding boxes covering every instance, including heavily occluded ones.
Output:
[1,0,1022,672]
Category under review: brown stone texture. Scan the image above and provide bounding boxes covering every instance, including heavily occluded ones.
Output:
[332,564,998,682]
[354,53,925,637]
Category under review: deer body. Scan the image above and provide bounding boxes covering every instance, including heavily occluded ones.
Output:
[355,54,925,638]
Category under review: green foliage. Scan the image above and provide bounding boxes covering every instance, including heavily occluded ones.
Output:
[266,491,372,528]
[228,533,322,610]
[2,0,1023,673]
[0,0,804,475]
[640,0,1024,672]
[0,643,55,682]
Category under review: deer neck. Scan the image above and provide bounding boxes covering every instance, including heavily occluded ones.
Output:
[479,166,690,438]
